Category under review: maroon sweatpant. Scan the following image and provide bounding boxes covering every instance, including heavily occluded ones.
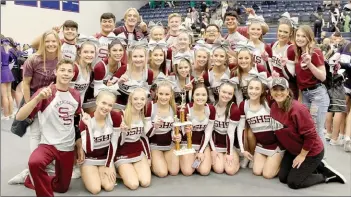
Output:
[24,144,74,197]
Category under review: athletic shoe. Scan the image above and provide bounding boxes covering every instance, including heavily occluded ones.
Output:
[344,140,351,152]
[325,133,332,141]
[320,160,347,184]
[329,139,343,146]
[1,115,9,120]
[337,135,345,145]
[240,157,249,169]
[8,169,29,185]
[248,160,254,169]
[71,165,81,179]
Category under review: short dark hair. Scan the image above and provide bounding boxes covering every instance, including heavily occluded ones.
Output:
[100,13,116,22]
[224,11,238,20]
[63,20,78,30]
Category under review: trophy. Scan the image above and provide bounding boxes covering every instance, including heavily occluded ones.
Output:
[173,92,195,156]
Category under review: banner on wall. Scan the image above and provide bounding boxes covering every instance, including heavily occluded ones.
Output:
[40,1,60,10]
[14,1,37,7]
[62,0,79,13]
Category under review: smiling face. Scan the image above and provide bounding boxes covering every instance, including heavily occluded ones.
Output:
[225,16,238,31]
[177,32,190,50]
[131,48,146,69]
[45,33,59,54]
[109,43,124,62]
[55,63,74,85]
[157,85,172,106]
[195,50,208,69]
[205,25,220,43]
[277,24,291,43]
[219,84,234,104]
[101,18,115,34]
[125,9,139,27]
[79,43,96,64]
[63,27,77,42]
[237,50,252,70]
[176,60,191,78]
[212,48,227,67]
[168,16,181,32]
[96,93,115,117]
[249,23,263,40]
[193,86,208,106]
[131,89,147,111]
[150,48,165,67]
[151,27,165,42]
[247,80,264,101]
[271,85,289,104]
[295,29,309,48]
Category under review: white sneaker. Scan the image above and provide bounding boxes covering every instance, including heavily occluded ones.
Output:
[329,139,343,146]
[71,165,81,179]
[337,135,345,145]
[240,157,249,169]
[8,169,29,185]
[325,133,332,141]
[344,140,351,152]
[1,115,9,120]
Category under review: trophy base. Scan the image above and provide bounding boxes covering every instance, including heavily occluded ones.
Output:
[174,147,196,156]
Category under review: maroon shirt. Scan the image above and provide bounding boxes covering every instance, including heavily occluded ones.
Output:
[270,100,324,156]
[295,48,325,90]
[23,55,58,92]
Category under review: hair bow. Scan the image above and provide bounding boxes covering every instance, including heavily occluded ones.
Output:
[193,39,212,53]
[247,14,266,25]
[173,53,193,65]
[1,38,10,45]
[245,69,269,85]
[221,77,240,86]
[76,34,100,48]
[179,25,193,35]
[280,12,298,29]
[126,81,150,95]
[212,39,230,52]
[234,41,256,53]
[148,21,163,30]
[106,32,127,46]
[128,38,148,52]
[153,74,177,90]
[148,40,168,52]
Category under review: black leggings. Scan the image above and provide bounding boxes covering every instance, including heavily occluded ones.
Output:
[279,149,325,189]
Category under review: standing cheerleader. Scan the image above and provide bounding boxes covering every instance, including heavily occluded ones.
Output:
[170,56,194,106]
[294,25,328,146]
[270,12,298,99]
[1,38,15,120]
[116,39,153,110]
[237,77,283,179]
[211,80,241,175]
[79,91,122,194]
[247,15,272,74]
[148,21,165,42]
[146,80,179,177]
[171,30,195,71]
[113,87,151,190]
[93,38,126,110]
[148,40,169,80]
[179,83,215,176]
[71,36,99,110]
[203,40,231,103]
[192,41,211,82]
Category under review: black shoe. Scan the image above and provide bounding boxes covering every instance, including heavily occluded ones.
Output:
[321,160,347,184]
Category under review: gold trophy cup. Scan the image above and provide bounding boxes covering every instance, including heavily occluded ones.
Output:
[173,93,195,156]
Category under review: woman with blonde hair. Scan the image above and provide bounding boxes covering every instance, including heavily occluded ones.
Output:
[146,80,180,177]
[294,25,329,147]
[113,87,151,190]
[21,30,62,152]
[116,40,153,110]
[79,90,122,194]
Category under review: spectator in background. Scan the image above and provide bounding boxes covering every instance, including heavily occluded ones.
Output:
[221,1,228,19]
[166,1,175,8]
[184,13,193,30]
[191,7,200,25]
[313,6,324,43]
[201,1,208,13]
[214,14,224,29]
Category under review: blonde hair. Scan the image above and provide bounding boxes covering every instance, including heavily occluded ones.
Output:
[124,88,147,128]
[156,81,177,114]
[96,90,117,103]
[294,25,316,62]
[194,48,210,72]
[168,13,181,22]
[248,22,265,41]
[127,46,148,75]
[35,30,61,72]
[124,8,140,22]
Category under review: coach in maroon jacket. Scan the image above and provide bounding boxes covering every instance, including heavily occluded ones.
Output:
[269,77,346,189]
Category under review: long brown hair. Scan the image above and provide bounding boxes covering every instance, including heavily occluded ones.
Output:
[280,89,294,112]
[247,78,267,106]
[294,25,317,62]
